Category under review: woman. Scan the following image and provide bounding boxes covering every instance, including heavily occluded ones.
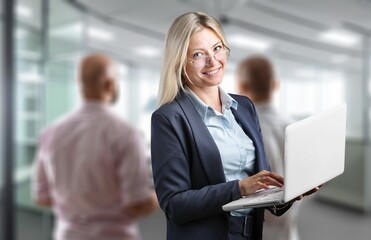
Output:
[151,12,296,240]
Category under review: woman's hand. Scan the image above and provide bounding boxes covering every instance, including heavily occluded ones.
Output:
[238,170,284,196]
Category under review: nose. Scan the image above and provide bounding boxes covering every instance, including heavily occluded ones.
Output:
[205,55,218,66]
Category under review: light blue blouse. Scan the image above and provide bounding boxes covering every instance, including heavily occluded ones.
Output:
[184,87,255,215]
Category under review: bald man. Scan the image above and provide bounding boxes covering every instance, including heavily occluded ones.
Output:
[237,55,301,240]
[32,53,158,240]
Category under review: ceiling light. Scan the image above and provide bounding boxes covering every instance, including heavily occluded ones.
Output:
[88,27,114,42]
[318,29,359,47]
[134,46,161,58]
[16,4,32,18]
[330,54,349,64]
[50,22,83,39]
[50,23,114,42]
[294,69,316,78]
[17,50,41,60]
[228,35,271,51]
[18,73,43,83]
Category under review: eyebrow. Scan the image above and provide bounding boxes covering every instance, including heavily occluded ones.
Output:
[189,41,222,53]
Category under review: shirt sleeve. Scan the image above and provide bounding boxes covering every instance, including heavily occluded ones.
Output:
[118,128,150,207]
[32,132,51,203]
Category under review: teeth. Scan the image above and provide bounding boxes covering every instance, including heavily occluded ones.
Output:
[205,68,219,75]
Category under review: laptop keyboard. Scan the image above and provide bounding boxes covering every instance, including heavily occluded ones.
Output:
[243,186,284,203]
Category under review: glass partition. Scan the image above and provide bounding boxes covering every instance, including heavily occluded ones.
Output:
[14,0,84,239]
[277,61,347,120]
[131,66,160,144]
[46,0,85,125]
[15,0,48,239]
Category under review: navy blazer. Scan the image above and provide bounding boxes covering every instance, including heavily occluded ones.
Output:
[151,91,272,240]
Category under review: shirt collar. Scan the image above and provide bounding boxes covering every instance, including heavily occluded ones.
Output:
[220,88,238,111]
[81,100,110,112]
[184,87,238,120]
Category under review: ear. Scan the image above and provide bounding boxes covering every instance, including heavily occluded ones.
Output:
[273,79,280,91]
[103,78,114,92]
[237,79,249,95]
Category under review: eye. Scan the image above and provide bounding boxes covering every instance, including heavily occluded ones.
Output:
[192,52,204,59]
[214,45,223,52]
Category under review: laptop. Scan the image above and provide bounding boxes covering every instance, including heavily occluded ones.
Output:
[222,103,347,211]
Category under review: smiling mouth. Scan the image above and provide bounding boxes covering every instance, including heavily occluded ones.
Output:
[203,67,221,76]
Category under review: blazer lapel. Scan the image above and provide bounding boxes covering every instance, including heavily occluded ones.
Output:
[231,107,270,172]
[176,91,226,184]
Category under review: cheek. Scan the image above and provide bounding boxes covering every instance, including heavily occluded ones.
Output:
[185,66,199,80]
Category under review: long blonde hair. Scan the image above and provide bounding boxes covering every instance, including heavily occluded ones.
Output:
[157,12,229,107]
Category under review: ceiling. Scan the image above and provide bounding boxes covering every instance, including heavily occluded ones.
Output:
[11,0,371,71]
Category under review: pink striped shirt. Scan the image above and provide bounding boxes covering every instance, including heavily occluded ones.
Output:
[33,101,150,240]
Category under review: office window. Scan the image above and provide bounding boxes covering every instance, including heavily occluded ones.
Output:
[221,64,237,94]
[15,31,44,170]
[132,66,160,145]
[277,64,345,120]
[112,63,130,119]
[15,0,49,239]
[14,0,85,239]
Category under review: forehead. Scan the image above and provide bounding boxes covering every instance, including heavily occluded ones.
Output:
[188,28,221,50]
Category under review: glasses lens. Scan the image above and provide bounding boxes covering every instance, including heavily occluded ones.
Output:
[215,50,228,62]
[191,49,229,67]
[194,58,205,68]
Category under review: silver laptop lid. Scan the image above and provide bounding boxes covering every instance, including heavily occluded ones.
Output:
[284,103,347,202]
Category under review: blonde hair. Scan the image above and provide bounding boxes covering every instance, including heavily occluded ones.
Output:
[157,12,229,107]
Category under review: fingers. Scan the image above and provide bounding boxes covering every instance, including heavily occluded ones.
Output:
[293,185,322,203]
[239,177,264,196]
[269,171,285,184]
[295,195,304,201]
[257,171,284,187]
[239,170,284,196]
[304,186,321,196]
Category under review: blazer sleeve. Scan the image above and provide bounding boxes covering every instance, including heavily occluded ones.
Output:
[151,111,241,225]
[267,203,293,216]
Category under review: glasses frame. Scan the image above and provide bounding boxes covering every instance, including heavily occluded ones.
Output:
[188,45,230,68]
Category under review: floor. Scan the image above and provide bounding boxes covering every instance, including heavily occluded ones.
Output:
[297,196,371,240]
[139,195,371,240]
[4,194,371,240]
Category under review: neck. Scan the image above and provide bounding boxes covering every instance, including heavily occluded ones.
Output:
[191,86,222,112]
[240,91,271,104]
[251,96,271,103]
[83,95,109,104]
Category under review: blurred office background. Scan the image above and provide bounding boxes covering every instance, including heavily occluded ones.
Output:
[1,0,371,239]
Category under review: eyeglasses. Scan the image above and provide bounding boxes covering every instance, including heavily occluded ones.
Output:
[188,46,230,68]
